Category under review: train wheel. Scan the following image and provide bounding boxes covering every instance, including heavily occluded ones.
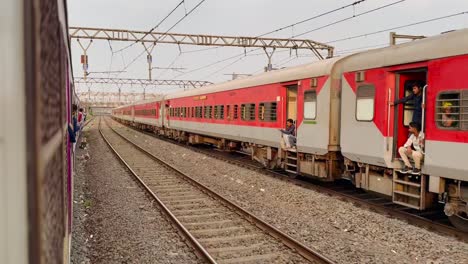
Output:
[448,214,468,232]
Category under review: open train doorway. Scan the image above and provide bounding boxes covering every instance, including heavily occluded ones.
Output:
[392,68,427,160]
[286,84,298,123]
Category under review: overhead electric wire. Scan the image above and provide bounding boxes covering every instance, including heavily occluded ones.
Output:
[115,0,208,78]
[293,0,406,38]
[174,49,260,78]
[178,0,402,79]
[154,0,207,43]
[257,0,367,37]
[113,0,186,53]
[326,11,468,43]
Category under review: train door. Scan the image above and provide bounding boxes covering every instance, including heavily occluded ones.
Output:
[286,85,298,123]
[164,100,170,128]
[392,69,427,159]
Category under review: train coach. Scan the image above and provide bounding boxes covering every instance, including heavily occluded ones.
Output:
[112,29,468,230]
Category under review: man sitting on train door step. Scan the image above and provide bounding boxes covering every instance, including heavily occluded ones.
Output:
[280,119,296,150]
[398,122,425,175]
[391,81,425,125]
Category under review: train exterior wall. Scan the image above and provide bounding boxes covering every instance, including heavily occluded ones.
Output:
[424,55,468,180]
[297,76,330,155]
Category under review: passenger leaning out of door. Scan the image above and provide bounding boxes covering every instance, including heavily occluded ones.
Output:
[390,81,425,125]
[398,122,424,175]
[280,119,296,150]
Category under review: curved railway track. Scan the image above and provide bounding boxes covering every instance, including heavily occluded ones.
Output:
[111,117,468,242]
[99,117,334,264]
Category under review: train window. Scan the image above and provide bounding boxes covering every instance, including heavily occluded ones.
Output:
[304,91,317,120]
[233,105,239,120]
[214,105,224,119]
[204,106,213,119]
[195,106,202,118]
[259,102,277,121]
[356,84,375,121]
[259,103,265,120]
[436,91,468,130]
[241,103,255,121]
[226,105,231,120]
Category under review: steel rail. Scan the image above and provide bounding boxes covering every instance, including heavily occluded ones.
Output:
[98,117,217,263]
[102,117,335,264]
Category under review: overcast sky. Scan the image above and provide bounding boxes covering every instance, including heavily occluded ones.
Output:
[68,0,468,95]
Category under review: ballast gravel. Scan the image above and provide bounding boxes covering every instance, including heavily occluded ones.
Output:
[111,118,468,264]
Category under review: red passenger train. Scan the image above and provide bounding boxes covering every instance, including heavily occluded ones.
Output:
[113,29,468,230]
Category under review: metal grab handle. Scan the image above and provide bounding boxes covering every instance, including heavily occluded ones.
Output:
[421,84,428,133]
[421,84,428,154]
[387,88,391,151]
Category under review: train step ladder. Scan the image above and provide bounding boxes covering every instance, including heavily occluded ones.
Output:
[285,149,298,175]
[392,170,428,210]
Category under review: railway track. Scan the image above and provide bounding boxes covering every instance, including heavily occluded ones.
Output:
[99,117,334,264]
[111,118,468,242]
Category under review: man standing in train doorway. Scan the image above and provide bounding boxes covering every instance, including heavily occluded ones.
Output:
[390,81,425,125]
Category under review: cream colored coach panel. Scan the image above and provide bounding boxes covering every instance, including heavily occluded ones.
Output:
[0,0,28,263]
[297,78,331,155]
[423,140,468,181]
[340,76,390,167]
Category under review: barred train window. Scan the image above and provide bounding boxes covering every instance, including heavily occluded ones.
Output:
[195,106,202,118]
[259,102,277,121]
[304,91,317,120]
[356,85,375,121]
[226,105,231,120]
[204,106,213,119]
[233,105,239,119]
[241,103,256,121]
[214,105,224,119]
[436,91,468,130]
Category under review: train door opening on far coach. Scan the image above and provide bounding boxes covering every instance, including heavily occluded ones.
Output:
[392,69,427,159]
[286,84,298,123]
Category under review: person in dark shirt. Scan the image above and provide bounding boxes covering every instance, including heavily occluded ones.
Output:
[391,81,425,125]
[280,119,296,149]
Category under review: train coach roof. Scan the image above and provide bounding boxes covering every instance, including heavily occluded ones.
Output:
[339,28,468,72]
[165,57,341,99]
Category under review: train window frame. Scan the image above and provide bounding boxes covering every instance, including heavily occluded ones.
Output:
[259,102,277,122]
[304,90,317,120]
[435,90,468,130]
[195,106,202,118]
[204,105,213,119]
[226,105,231,120]
[233,105,239,120]
[355,84,375,122]
[241,103,256,121]
[214,105,224,120]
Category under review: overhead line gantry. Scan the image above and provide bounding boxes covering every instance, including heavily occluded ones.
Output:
[70,26,334,78]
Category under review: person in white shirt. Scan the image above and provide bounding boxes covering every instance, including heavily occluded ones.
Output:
[398,122,424,175]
